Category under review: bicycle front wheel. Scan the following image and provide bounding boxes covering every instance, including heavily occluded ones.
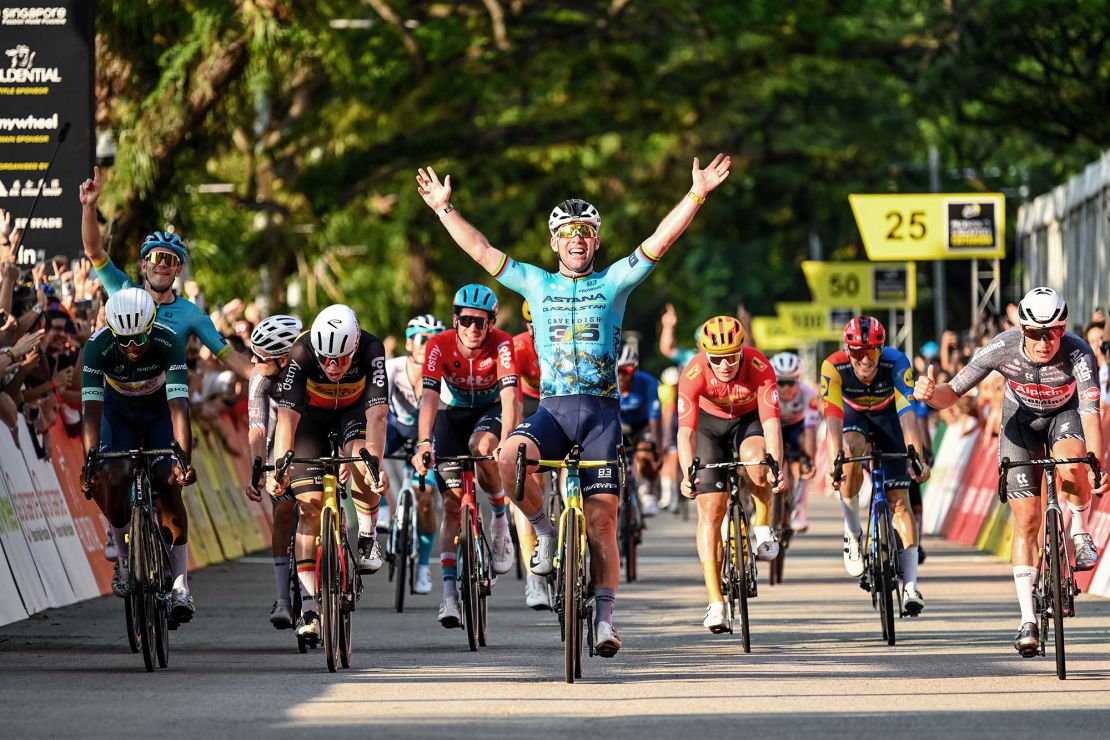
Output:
[320,508,341,673]
[875,508,896,646]
[394,499,412,613]
[1047,511,1066,680]
[621,498,638,583]
[460,507,480,652]
[130,511,157,672]
[563,513,580,683]
[733,501,752,653]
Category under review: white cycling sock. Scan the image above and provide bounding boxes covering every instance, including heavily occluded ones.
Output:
[1068,501,1090,536]
[840,496,862,539]
[659,476,674,508]
[169,544,189,591]
[1013,566,1038,624]
[754,525,774,546]
[900,546,919,587]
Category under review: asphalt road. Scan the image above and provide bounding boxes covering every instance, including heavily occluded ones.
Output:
[3,491,1109,739]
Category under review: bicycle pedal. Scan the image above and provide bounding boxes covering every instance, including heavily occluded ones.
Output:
[858,576,871,592]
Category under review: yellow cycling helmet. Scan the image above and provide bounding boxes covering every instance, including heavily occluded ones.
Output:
[700,315,745,355]
[522,301,532,322]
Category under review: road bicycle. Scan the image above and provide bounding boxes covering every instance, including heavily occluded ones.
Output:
[998,452,1102,680]
[830,445,922,646]
[618,436,645,583]
[517,443,625,683]
[422,452,496,651]
[385,439,421,613]
[687,454,778,652]
[769,454,811,586]
[259,431,379,672]
[85,442,190,672]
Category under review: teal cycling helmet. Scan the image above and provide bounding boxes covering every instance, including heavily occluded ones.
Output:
[406,313,446,339]
[140,231,187,262]
[453,284,498,315]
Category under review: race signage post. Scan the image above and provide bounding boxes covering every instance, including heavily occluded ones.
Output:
[0,1,95,263]
[801,260,917,352]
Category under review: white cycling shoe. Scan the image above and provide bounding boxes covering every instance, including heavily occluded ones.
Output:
[491,533,515,575]
[703,601,727,633]
[902,584,925,616]
[525,577,552,610]
[640,493,660,517]
[843,534,864,577]
[756,533,780,562]
[413,565,433,595]
[529,533,556,576]
[438,595,462,629]
[594,621,622,657]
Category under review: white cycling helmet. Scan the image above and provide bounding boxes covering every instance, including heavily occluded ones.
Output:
[1017,287,1068,329]
[311,304,360,358]
[770,352,802,380]
[617,343,639,368]
[548,198,601,236]
[250,315,303,358]
[105,287,156,337]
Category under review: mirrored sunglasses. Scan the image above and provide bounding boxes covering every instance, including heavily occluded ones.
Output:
[707,353,741,367]
[456,315,487,330]
[115,328,152,348]
[146,250,181,267]
[555,223,597,239]
[1023,327,1064,342]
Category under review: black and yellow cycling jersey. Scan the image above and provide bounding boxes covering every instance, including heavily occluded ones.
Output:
[278,331,388,413]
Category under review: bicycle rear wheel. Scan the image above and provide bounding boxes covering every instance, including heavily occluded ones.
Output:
[320,508,341,673]
[1047,511,1066,680]
[477,527,490,648]
[563,513,580,683]
[124,589,140,653]
[876,509,896,646]
[621,498,637,583]
[460,506,480,652]
[732,500,751,653]
[339,534,355,669]
[394,498,412,613]
[153,540,169,669]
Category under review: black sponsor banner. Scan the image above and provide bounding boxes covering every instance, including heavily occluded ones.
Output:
[0,1,94,263]
[946,200,999,250]
[872,266,908,305]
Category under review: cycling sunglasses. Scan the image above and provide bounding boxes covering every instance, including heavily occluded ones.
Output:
[319,354,353,371]
[776,379,797,388]
[707,352,741,367]
[116,328,152,348]
[456,315,488,330]
[1023,327,1064,342]
[848,346,880,359]
[145,250,181,267]
[252,350,276,364]
[555,223,598,239]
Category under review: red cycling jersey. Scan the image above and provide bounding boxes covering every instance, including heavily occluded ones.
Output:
[422,328,519,408]
[677,350,780,430]
[512,330,541,400]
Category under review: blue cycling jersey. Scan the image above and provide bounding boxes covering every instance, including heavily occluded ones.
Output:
[491,245,658,398]
[620,370,661,426]
[93,256,231,359]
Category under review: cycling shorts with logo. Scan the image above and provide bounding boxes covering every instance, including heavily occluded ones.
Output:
[693,409,764,494]
[511,396,622,497]
[433,405,502,490]
[842,405,909,490]
[999,399,1084,499]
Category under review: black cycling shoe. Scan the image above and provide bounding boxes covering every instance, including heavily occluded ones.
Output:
[1014,622,1039,658]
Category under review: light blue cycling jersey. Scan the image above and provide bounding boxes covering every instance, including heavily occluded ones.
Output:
[491,245,658,398]
[93,256,231,359]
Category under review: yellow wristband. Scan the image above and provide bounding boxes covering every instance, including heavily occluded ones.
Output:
[687,191,706,205]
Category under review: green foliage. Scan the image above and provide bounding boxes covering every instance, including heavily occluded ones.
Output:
[92,0,1110,346]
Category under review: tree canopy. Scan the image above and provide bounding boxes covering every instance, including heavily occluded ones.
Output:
[91,0,1110,350]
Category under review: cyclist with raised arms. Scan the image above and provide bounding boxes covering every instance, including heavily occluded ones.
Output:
[770,352,818,530]
[385,313,447,596]
[416,153,731,656]
[915,288,1107,656]
[512,300,553,610]
[618,343,664,516]
[411,285,521,628]
[268,304,390,639]
[80,288,198,622]
[676,316,786,633]
[242,314,303,629]
[821,316,931,615]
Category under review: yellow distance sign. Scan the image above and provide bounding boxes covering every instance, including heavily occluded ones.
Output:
[750,317,807,352]
[849,193,1005,260]
[801,260,916,309]
[775,303,859,341]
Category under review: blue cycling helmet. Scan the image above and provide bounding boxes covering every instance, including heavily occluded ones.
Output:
[453,284,498,315]
[140,231,187,262]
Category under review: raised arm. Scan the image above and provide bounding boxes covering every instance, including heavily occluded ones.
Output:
[640,154,731,261]
[78,167,108,264]
[416,167,506,275]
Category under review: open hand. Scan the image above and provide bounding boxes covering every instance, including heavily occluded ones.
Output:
[415,167,452,211]
[691,153,731,197]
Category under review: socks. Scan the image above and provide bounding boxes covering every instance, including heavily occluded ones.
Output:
[489,495,510,536]
[1068,501,1090,536]
[354,498,379,539]
[169,544,189,591]
[840,495,862,538]
[417,530,436,566]
[273,556,290,601]
[1013,566,1038,624]
[526,507,555,537]
[900,546,919,588]
[441,552,458,598]
[594,587,615,626]
[296,559,316,603]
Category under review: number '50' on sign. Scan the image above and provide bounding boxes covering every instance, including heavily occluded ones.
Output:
[827,273,860,298]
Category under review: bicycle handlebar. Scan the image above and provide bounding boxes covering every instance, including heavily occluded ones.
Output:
[686,453,781,495]
[84,442,189,496]
[830,445,922,485]
[997,452,1102,503]
[512,442,626,502]
[271,448,381,486]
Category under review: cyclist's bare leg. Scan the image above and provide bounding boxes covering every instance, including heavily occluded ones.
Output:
[294,492,323,611]
[97,459,134,582]
[345,438,382,535]
[416,484,437,538]
[496,434,547,521]
[270,498,295,603]
[439,486,462,597]
[837,431,868,537]
[585,493,620,626]
[1052,437,1094,535]
[1009,494,1041,626]
[887,487,922,594]
[152,460,190,590]
[695,491,727,603]
[739,435,775,552]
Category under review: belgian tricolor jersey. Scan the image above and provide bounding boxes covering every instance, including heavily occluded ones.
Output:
[279,331,387,412]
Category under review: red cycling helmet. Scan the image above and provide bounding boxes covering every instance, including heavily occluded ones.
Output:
[843,315,886,348]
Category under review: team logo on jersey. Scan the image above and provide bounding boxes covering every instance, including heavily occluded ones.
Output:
[1007,380,1074,410]
[820,374,831,397]
[685,363,702,380]
[903,368,913,387]
[751,357,767,372]
[1082,386,1101,402]
[498,341,514,370]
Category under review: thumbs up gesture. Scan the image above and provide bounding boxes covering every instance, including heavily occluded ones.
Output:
[914,365,937,403]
